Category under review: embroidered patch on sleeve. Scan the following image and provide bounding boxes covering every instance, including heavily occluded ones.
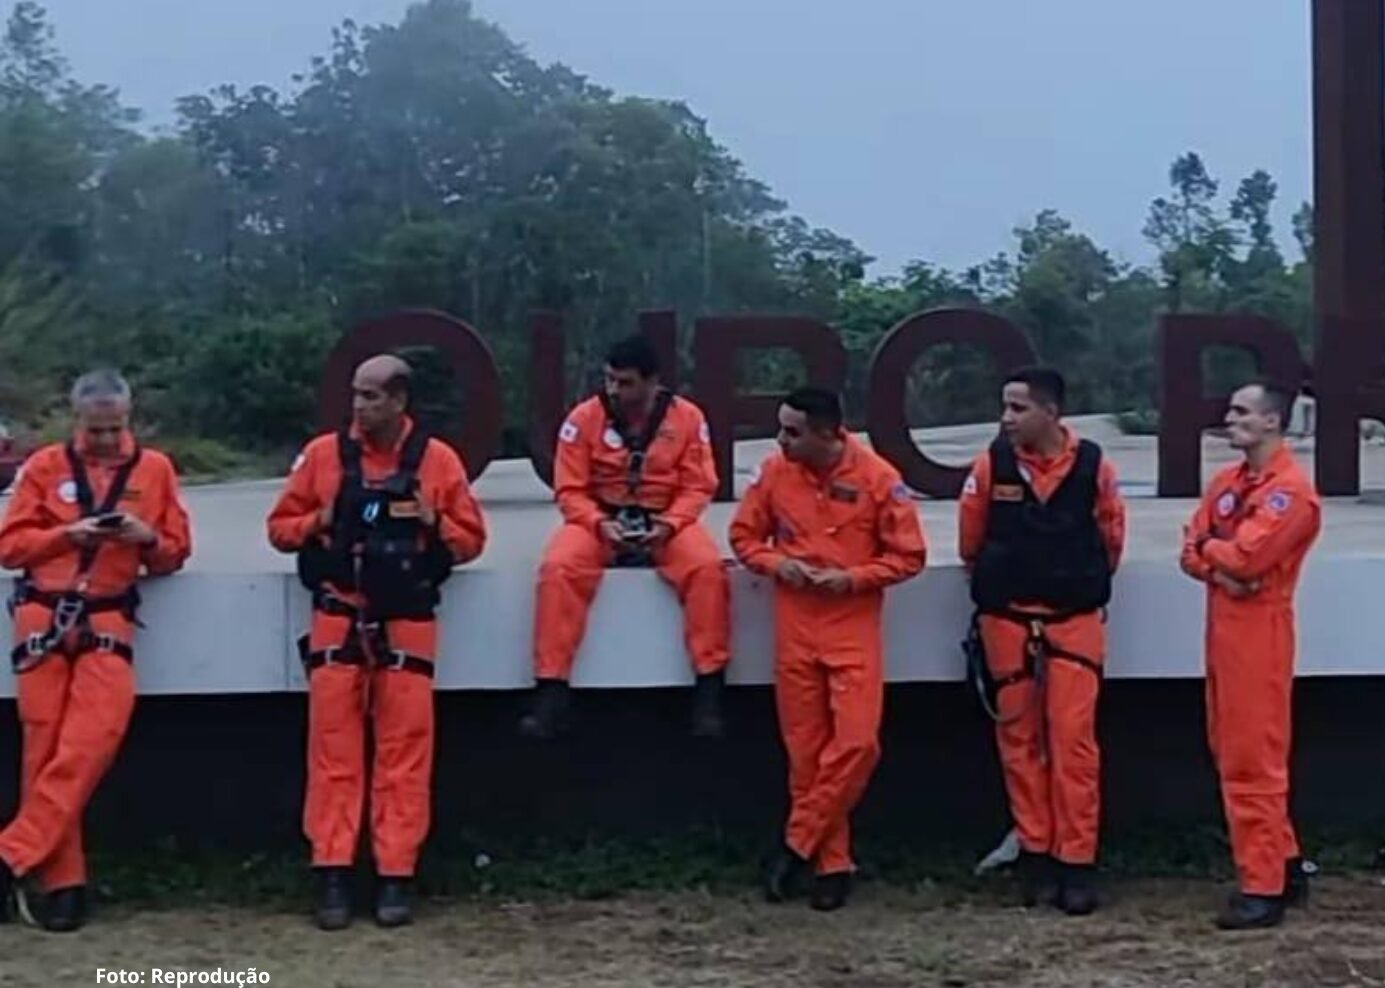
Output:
[1267,489,1292,514]
[559,420,579,444]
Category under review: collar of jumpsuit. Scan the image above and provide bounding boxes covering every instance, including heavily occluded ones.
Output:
[1234,441,1295,488]
[1011,424,1080,484]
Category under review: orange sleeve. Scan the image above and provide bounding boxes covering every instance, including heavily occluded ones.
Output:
[1179,492,1217,583]
[660,404,716,534]
[554,405,605,535]
[142,454,192,575]
[728,459,788,577]
[1095,458,1126,573]
[0,453,72,571]
[957,453,992,569]
[846,471,927,591]
[1202,481,1321,581]
[267,442,328,553]
[430,444,487,564]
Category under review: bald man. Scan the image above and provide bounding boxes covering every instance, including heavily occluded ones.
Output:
[268,354,487,931]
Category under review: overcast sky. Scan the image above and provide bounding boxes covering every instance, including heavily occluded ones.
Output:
[34,0,1313,277]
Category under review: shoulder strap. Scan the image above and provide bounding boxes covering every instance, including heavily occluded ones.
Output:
[336,429,362,487]
[1073,439,1101,488]
[101,446,142,516]
[988,437,1024,488]
[64,442,95,516]
[398,427,430,480]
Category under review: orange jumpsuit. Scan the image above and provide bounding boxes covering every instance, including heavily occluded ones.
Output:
[1181,444,1321,896]
[534,394,729,680]
[959,429,1126,866]
[0,432,191,891]
[267,417,486,877]
[729,437,927,875]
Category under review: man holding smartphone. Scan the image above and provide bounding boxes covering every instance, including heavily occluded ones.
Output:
[730,387,927,912]
[0,368,192,932]
[519,335,731,741]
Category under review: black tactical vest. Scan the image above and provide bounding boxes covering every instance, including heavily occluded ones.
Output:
[297,428,453,620]
[969,436,1112,615]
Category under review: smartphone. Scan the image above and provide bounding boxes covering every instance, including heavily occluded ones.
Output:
[94,512,126,529]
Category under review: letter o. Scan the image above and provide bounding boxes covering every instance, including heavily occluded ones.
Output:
[316,309,504,480]
[865,307,1037,498]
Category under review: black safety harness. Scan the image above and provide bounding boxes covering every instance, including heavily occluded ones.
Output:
[965,608,1105,725]
[963,438,1108,724]
[8,443,143,673]
[599,388,675,568]
[296,428,449,681]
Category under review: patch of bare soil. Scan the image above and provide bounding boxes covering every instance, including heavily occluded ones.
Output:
[3,875,1385,988]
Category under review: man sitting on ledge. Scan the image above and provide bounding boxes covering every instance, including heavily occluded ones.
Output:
[519,334,731,740]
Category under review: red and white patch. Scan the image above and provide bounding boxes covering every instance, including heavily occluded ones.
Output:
[1216,492,1237,517]
[57,480,78,504]
[559,421,579,444]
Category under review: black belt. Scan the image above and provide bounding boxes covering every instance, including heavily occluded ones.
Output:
[299,592,435,679]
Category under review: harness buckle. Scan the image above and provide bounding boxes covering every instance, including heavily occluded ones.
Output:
[52,593,86,637]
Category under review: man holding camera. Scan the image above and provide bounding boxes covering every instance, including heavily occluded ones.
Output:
[519,335,730,741]
[0,369,191,932]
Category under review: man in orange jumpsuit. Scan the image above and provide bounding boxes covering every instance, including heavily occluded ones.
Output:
[730,386,927,911]
[1181,378,1321,930]
[0,368,191,932]
[267,354,487,931]
[519,334,730,740]
[958,366,1126,916]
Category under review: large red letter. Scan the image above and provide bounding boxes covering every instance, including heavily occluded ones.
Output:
[1314,315,1385,495]
[865,308,1036,498]
[317,309,504,480]
[693,316,848,501]
[1157,315,1305,497]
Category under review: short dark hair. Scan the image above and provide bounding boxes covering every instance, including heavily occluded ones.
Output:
[605,334,660,378]
[784,386,843,432]
[1245,377,1296,430]
[1004,365,1066,411]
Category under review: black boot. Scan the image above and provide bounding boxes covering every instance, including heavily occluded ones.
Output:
[810,872,851,912]
[0,857,14,924]
[41,886,87,933]
[764,843,811,903]
[1284,857,1313,909]
[1216,892,1286,931]
[375,877,413,928]
[690,671,725,739]
[1016,851,1057,908]
[313,867,352,931]
[518,678,572,740]
[1056,863,1098,916]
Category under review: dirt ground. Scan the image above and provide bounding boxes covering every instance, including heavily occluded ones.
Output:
[3,874,1385,988]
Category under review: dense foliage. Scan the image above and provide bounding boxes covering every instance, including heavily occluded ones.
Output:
[0,1,1312,471]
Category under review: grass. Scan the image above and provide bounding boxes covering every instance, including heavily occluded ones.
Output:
[78,823,1385,912]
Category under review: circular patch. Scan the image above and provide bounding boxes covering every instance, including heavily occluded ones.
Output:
[1217,491,1237,517]
[57,480,78,504]
[603,428,624,449]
